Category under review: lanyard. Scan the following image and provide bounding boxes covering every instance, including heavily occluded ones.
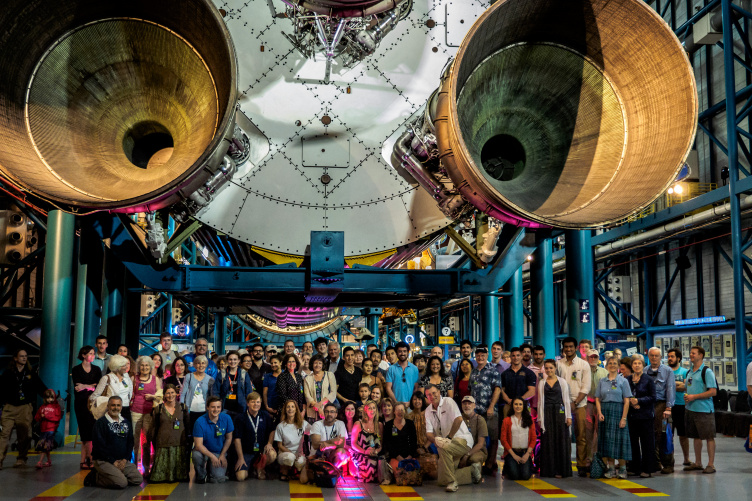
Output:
[325,423,337,441]
[248,412,260,434]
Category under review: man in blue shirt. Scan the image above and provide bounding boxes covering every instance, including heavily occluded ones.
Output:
[184,337,219,379]
[386,342,419,404]
[92,335,111,374]
[646,347,676,473]
[451,340,478,380]
[683,346,717,474]
[667,348,690,467]
[193,396,234,483]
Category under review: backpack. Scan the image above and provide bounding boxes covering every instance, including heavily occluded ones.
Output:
[307,458,340,488]
[700,366,718,389]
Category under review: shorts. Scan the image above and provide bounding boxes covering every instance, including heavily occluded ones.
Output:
[672,405,686,437]
[685,410,715,440]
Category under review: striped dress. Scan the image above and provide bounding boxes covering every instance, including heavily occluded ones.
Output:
[351,427,381,482]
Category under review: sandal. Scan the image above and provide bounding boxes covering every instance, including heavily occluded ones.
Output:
[702,466,716,474]
[683,463,703,471]
[36,461,44,470]
[279,475,288,481]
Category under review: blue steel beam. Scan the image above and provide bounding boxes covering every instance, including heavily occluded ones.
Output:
[565,230,594,343]
[481,295,500,348]
[531,232,556,356]
[503,267,524,350]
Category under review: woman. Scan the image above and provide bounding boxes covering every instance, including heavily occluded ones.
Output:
[380,397,394,424]
[217,356,228,373]
[360,359,385,396]
[274,399,311,481]
[500,398,536,480]
[537,359,572,478]
[117,344,130,357]
[416,356,453,398]
[370,386,382,406]
[151,353,164,379]
[276,353,306,414]
[406,391,428,453]
[263,355,283,420]
[350,400,384,483]
[132,355,163,475]
[453,359,473,406]
[620,357,633,377]
[71,345,102,469]
[502,351,511,364]
[303,354,337,423]
[149,384,189,482]
[595,355,632,479]
[91,354,134,421]
[627,354,657,478]
[300,353,312,378]
[164,356,188,401]
[382,402,418,482]
[339,401,358,476]
[213,351,253,418]
[354,350,365,369]
[179,355,215,425]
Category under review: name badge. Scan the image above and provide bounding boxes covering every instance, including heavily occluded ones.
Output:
[227,394,237,400]
[216,429,224,437]
[571,371,578,380]
[138,384,145,391]
[194,388,201,396]
[559,404,565,414]
[611,383,618,390]
[253,442,260,452]
[174,420,180,430]
[392,428,399,436]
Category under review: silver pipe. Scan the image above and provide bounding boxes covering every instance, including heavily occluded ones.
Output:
[329,19,347,57]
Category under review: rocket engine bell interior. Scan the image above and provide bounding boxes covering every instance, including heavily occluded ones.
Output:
[393,0,698,229]
[0,0,241,213]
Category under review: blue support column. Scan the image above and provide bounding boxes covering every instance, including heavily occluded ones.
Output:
[503,267,524,350]
[481,295,500,347]
[531,232,556,356]
[39,210,75,440]
[722,0,749,391]
[565,230,594,344]
[367,314,380,343]
[214,313,226,355]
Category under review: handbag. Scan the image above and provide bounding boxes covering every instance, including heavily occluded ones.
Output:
[663,422,674,455]
[89,375,113,420]
[395,459,423,486]
[589,452,606,479]
[307,458,341,488]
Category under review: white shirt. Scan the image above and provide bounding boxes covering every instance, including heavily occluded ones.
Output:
[310,419,348,442]
[556,357,591,409]
[746,361,752,391]
[274,421,311,454]
[425,397,474,448]
[110,374,133,407]
[510,416,528,449]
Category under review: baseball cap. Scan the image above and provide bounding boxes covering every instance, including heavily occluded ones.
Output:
[587,349,600,358]
[462,396,476,404]
[266,345,278,352]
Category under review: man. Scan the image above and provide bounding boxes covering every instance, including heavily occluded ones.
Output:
[384,346,398,366]
[283,339,297,356]
[326,341,342,373]
[520,343,534,367]
[0,349,48,469]
[425,385,481,492]
[647,346,676,473]
[468,344,503,474]
[459,396,488,469]
[92,335,111,373]
[683,346,717,474]
[385,342,420,404]
[451,340,477,380]
[314,337,329,358]
[667,348,691,467]
[247,344,272,393]
[88,396,143,489]
[489,341,510,374]
[310,403,348,467]
[265,345,278,362]
[193,396,234,483]
[413,353,427,378]
[366,344,379,358]
[184,337,219,379]
[232,392,276,481]
[157,331,180,369]
[334,347,363,402]
[578,339,592,360]
[430,346,444,359]
[301,341,314,355]
[556,336,591,475]
[585,349,607,468]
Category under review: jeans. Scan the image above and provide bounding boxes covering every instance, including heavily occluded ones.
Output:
[503,449,533,480]
[192,450,228,482]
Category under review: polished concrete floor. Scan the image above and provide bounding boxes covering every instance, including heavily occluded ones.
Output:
[3,436,751,500]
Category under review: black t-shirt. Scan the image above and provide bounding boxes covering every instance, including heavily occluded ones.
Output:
[335,365,363,402]
[248,361,272,395]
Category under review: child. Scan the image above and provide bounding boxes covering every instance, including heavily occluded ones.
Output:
[34,389,62,469]
[355,383,371,419]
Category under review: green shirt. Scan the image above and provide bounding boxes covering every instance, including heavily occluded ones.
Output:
[589,367,608,399]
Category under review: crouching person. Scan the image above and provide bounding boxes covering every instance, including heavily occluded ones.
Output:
[309,403,349,470]
[233,392,277,480]
[89,396,143,489]
[192,396,234,483]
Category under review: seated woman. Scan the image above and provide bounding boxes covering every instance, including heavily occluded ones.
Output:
[274,399,311,481]
[500,398,536,480]
[379,397,394,424]
[382,402,418,484]
[406,391,429,454]
[232,392,277,481]
[339,401,358,477]
[350,400,384,483]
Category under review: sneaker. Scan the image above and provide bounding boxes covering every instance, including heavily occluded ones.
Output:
[83,470,97,487]
[618,467,628,479]
[661,467,674,474]
[195,475,207,484]
[578,468,588,477]
[471,463,482,484]
[13,459,25,468]
[445,481,459,492]
[603,467,616,479]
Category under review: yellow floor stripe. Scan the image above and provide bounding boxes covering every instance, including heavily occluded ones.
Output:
[381,484,424,500]
[600,479,670,497]
[64,435,76,445]
[132,482,179,500]
[30,470,88,499]
[290,480,324,500]
[516,479,577,498]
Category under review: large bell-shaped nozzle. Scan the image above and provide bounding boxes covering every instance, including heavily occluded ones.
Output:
[0,0,237,211]
[434,0,697,228]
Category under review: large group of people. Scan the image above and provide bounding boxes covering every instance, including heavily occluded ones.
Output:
[0,332,730,493]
